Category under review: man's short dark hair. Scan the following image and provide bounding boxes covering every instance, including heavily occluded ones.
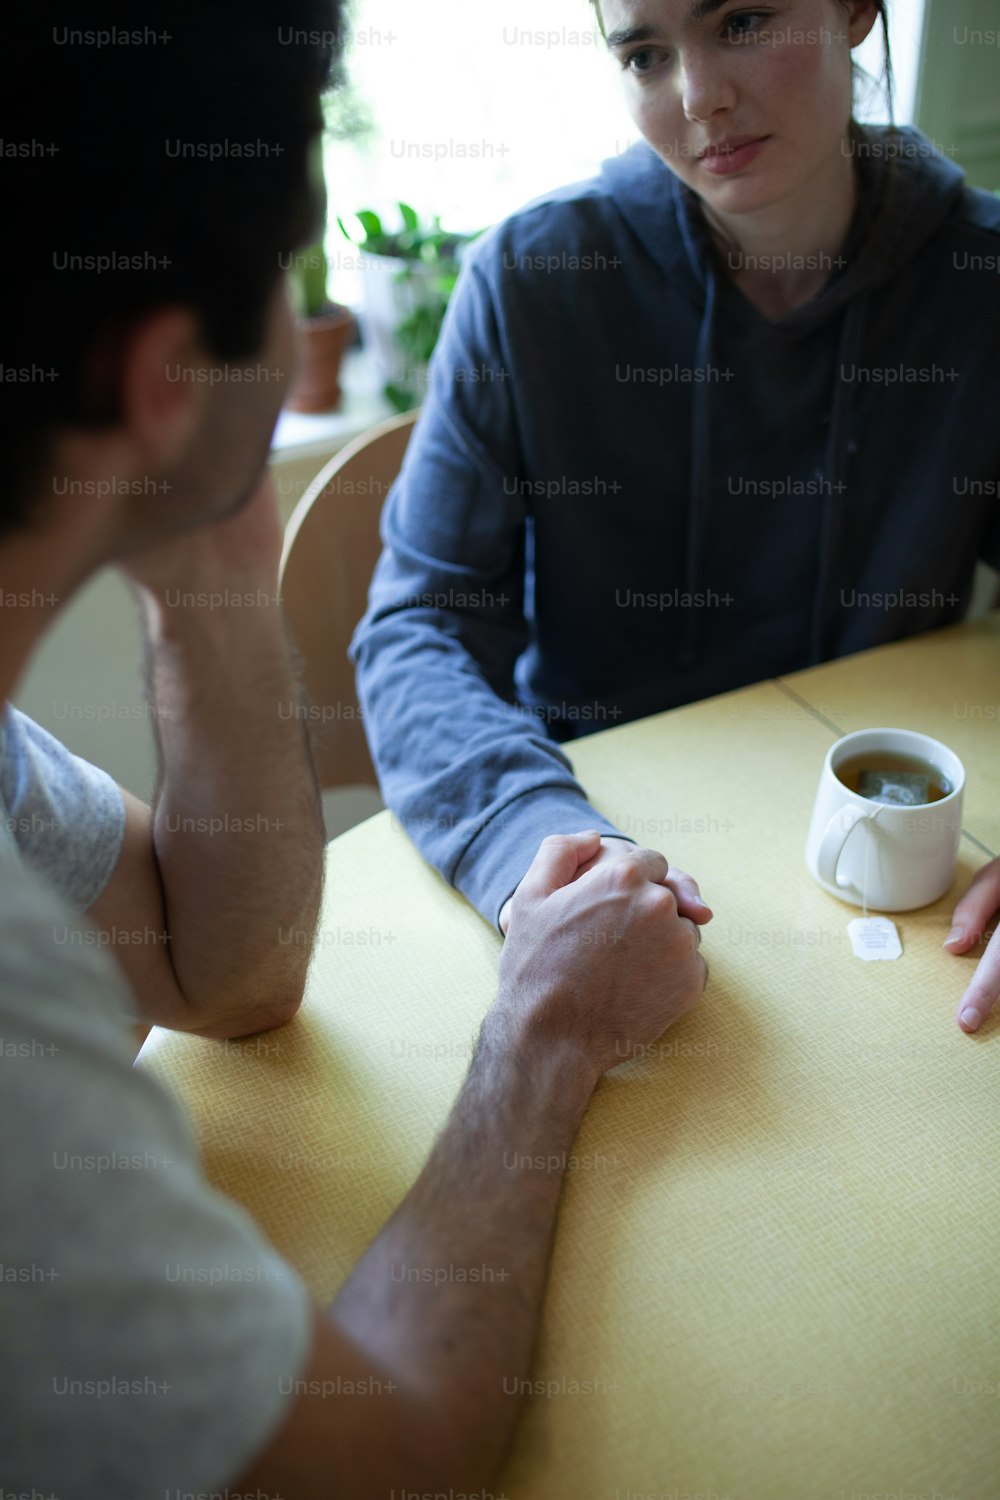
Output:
[2,2,343,530]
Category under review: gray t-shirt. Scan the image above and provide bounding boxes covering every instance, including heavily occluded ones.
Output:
[0,707,312,1498]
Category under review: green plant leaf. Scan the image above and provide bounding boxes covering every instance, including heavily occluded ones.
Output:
[384,381,418,413]
[344,204,481,263]
[286,238,329,319]
[356,209,384,242]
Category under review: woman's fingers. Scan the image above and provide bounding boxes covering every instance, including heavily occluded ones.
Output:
[946,859,1000,1032]
[944,858,1000,953]
[955,925,1000,1033]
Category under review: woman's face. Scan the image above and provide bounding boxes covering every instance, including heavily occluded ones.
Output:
[599,0,879,215]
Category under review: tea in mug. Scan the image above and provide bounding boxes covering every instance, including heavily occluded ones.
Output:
[835,750,952,807]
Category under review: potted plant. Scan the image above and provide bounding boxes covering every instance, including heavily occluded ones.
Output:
[283,87,378,415]
[338,202,480,413]
[285,238,355,414]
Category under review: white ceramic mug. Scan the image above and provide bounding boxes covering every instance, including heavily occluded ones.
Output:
[805,728,965,912]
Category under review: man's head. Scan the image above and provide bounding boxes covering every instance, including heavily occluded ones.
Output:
[589,1,890,216]
[3,3,342,552]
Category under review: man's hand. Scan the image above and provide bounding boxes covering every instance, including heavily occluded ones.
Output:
[239,830,709,1498]
[498,833,712,938]
[497,831,709,1077]
[119,469,283,607]
[945,858,1000,1033]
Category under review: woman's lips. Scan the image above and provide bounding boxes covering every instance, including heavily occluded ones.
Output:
[699,136,770,175]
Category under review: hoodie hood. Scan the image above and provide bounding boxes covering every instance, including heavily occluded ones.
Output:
[600,125,968,334]
[598,127,969,668]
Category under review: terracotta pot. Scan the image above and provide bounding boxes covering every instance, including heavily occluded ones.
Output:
[287,304,355,413]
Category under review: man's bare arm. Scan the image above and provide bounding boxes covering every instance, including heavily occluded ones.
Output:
[87,475,325,1039]
[234,831,708,1498]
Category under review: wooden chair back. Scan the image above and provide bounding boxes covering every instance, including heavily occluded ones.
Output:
[279,410,419,786]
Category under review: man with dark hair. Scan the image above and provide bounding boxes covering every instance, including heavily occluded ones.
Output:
[0,7,708,1495]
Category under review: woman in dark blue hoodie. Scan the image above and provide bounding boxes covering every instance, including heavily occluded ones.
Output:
[353,0,1000,1026]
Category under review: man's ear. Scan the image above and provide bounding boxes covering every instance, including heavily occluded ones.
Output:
[117,306,211,471]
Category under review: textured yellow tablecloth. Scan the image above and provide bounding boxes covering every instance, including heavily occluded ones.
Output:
[140,628,1000,1500]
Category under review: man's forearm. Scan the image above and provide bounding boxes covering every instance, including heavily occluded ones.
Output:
[328,1011,598,1485]
[237,833,707,1498]
[142,593,325,1030]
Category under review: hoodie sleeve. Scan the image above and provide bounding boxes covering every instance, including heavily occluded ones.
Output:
[350,257,630,929]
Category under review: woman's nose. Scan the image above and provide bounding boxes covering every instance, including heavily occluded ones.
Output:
[679,55,736,124]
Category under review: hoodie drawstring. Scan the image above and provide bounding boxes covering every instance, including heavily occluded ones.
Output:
[675,277,870,673]
[674,262,718,671]
[809,292,870,664]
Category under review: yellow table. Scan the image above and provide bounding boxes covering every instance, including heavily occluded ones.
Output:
[140,617,1000,1500]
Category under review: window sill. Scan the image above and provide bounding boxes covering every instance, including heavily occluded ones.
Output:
[271,348,393,462]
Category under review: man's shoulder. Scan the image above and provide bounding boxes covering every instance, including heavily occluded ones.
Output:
[0,831,135,1054]
[0,704,126,912]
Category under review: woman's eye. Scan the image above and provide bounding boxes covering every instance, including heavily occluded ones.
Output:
[624,47,665,76]
[724,10,769,40]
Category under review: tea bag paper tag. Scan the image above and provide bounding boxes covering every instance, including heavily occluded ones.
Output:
[847,916,902,962]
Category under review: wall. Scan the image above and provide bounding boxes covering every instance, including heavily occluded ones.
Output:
[917,0,1000,189]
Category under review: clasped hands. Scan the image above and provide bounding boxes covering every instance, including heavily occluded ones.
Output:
[501,835,999,1036]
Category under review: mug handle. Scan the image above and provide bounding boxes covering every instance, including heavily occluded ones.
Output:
[816,803,881,897]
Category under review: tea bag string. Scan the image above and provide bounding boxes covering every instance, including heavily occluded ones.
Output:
[860,803,886,920]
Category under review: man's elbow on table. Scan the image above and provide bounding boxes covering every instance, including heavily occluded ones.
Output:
[183,987,305,1041]
[86,788,316,1039]
[173,926,316,1038]
[123,962,307,1042]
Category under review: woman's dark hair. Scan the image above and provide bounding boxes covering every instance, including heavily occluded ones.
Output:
[587,1,894,119]
[852,1,895,122]
[1,1,343,531]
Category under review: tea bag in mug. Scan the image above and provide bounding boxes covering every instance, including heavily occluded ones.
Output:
[857,769,930,807]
